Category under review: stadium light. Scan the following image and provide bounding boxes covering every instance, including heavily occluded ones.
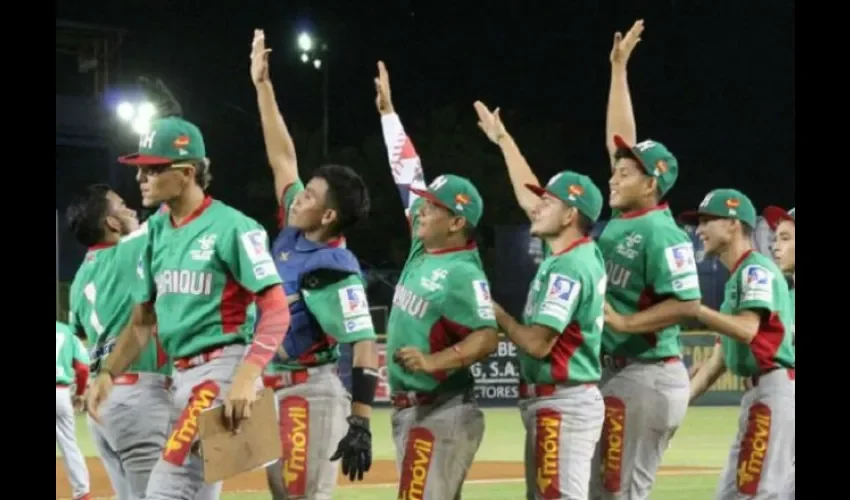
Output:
[297,32,314,52]
[116,100,157,135]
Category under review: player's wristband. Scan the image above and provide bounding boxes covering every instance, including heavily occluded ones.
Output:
[351,367,378,407]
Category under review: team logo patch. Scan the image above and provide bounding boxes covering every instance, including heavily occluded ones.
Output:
[163,380,220,466]
[339,285,369,318]
[472,280,495,320]
[398,427,435,500]
[737,402,772,495]
[741,265,773,303]
[535,408,562,498]
[601,396,626,493]
[664,243,697,276]
[545,274,580,307]
[239,230,272,264]
[281,396,309,496]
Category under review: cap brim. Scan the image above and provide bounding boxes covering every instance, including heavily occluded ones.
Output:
[677,210,701,226]
[117,153,175,166]
[524,184,549,198]
[613,134,632,150]
[408,187,450,210]
[762,205,794,230]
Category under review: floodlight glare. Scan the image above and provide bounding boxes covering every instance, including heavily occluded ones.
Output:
[300,53,310,63]
[117,102,135,122]
[137,102,156,120]
[297,32,314,52]
[313,59,322,70]
[131,116,151,135]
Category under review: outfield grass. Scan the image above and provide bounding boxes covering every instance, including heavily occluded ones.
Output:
[60,406,738,499]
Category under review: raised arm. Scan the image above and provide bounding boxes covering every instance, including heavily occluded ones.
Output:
[606,20,644,164]
[375,61,427,223]
[473,101,540,219]
[251,29,299,205]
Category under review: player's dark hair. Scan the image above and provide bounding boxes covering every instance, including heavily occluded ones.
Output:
[462,223,477,242]
[193,157,213,190]
[741,222,753,238]
[312,164,371,236]
[66,184,112,247]
[577,213,594,235]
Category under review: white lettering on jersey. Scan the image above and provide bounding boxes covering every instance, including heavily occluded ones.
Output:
[155,270,214,297]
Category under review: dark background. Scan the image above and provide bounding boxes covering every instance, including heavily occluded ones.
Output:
[55,0,794,314]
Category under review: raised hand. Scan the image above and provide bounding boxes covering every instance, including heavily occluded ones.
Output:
[473,101,507,144]
[251,29,272,85]
[374,61,395,115]
[610,20,644,67]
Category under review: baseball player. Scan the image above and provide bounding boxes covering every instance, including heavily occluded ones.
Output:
[473,103,608,498]
[762,204,795,498]
[87,114,292,500]
[682,190,795,499]
[56,320,92,500]
[251,30,378,499]
[66,185,222,500]
[376,60,500,500]
[581,20,702,500]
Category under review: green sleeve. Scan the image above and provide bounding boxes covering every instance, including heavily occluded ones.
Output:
[67,279,83,337]
[646,229,702,301]
[405,197,425,262]
[72,335,90,365]
[126,221,156,305]
[442,264,498,333]
[279,180,305,229]
[530,260,583,333]
[735,263,779,313]
[219,216,282,293]
[303,274,378,344]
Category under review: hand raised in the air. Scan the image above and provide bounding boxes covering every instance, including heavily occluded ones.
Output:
[610,20,644,67]
[473,101,507,144]
[374,61,395,115]
[251,29,272,85]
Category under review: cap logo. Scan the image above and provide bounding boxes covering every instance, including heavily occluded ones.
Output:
[173,135,190,148]
[567,184,584,198]
[726,198,741,209]
[455,193,470,205]
[634,139,657,153]
[429,175,448,191]
[139,130,157,150]
[654,159,668,176]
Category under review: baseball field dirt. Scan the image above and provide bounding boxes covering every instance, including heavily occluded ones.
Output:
[57,458,716,498]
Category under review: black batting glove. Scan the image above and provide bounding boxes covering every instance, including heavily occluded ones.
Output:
[330,415,372,482]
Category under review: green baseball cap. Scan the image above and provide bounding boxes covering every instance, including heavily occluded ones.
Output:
[762,206,795,230]
[118,117,207,165]
[525,170,604,222]
[678,188,757,228]
[410,174,484,227]
[613,135,679,197]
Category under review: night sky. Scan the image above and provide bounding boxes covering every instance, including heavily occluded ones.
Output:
[56,0,794,269]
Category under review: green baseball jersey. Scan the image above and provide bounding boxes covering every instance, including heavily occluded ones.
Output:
[56,321,90,385]
[520,238,605,384]
[386,198,498,394]
[789,287,795,347]
[597,205,701,359]
[266,180,377,373]
[720,251,795,377]
[132,198,282,359]
[69,226,170,376]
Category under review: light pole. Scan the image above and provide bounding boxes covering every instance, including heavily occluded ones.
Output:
[297,31,329,158]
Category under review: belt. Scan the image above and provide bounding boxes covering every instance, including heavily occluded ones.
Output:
[745,368,795,389]
[56,383,69,388]
[112,372,173,390]
[391,391,439,409]
[518,382,596,399]
[173,346,226,371]
[263,365,337,390]
[601,354,680,371]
